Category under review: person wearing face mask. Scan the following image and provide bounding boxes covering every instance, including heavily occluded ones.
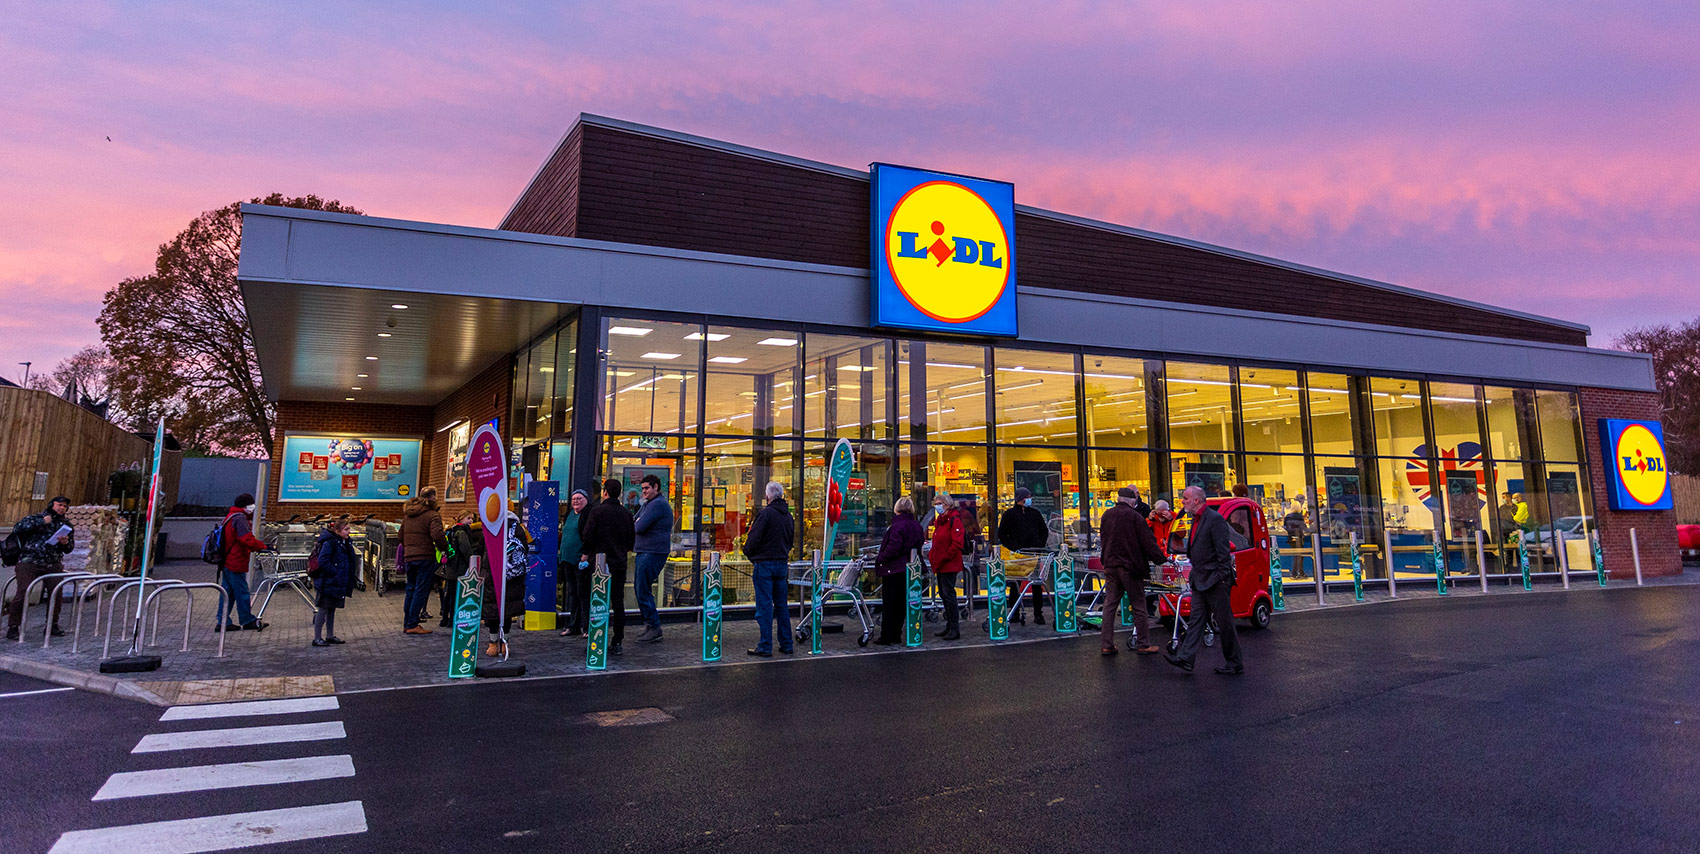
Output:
[997,486,1050,625]
[928,491,967,640]
[558,489,591,638]
[215,493,270,632]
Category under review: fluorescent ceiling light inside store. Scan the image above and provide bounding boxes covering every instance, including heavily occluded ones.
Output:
[685,332,730,341]
[609,326,653,336]
[708,356,747,364]
[642,352,681,360]
[758,337,798,346]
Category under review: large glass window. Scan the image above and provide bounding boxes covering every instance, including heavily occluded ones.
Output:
[1086,448,1154,526]
[1539,462,1595,574]
[699,438,801,605]
[601,318,702,436]
[1535,389,1583,462]
[1240,368,1304,455]
[1429,381,1484,454]
[999,445,1083,547]
[900,341,989,443]
[1484,385,1535,461]
[1314,457,1379,580]
[1370,377,1427,459]
[1082,355,1150,448]
[993,348,1079,445]
[550,318,578,438]
[703,325,801,438]
[1308,372,1359,456]
[805,334,890,442]
[1166,362,1235,453]
[594,435,699,610]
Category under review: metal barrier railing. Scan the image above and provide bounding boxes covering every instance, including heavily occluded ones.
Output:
[43,574,123,648]
[141,582,229,656]
[72,576,140,653]
[16,571,96,643]
[102,578,186,658]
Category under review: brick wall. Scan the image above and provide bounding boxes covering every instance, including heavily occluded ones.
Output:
[268,401,435,522]
[426,357,514,516]
[1578,387,1680,578]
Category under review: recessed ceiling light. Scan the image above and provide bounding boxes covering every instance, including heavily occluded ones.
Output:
[345,397,356,401]
[708,356,747,364]
[356,374,368,378]
[641,352,681,360]
[758,337,798,346]
[539,367,554,373]
[377,333,392,338]
[685,332,730,341]
[351,387,362,391]
[365,356,378,361]
[608,326,653,337]
[390,304,409,310]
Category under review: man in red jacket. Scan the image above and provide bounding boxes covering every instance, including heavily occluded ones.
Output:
[216,493,270,631]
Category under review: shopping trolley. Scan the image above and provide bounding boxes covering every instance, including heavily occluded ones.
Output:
[789,548,876,648]
[1149,560,1216,653]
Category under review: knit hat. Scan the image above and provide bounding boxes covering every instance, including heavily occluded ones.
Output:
[1117,486,1139,500]
[571,488,590,502]
[1013,487,1032,501]
[233,493,255,507]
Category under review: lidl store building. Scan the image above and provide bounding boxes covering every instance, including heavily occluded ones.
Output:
[237,114,1678,615]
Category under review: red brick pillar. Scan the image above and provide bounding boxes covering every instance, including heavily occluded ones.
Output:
[1579,388,1680,578]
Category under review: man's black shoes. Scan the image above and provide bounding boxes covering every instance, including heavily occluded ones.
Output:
[746,648,772,657]
[1214,665,1245,676]
[1164,652,1194,672]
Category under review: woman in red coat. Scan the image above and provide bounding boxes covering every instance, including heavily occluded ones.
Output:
[929,494,968,640]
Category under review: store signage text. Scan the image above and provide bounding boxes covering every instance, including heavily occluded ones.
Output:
[1599,418,1673,511]
[870,163,1017,337]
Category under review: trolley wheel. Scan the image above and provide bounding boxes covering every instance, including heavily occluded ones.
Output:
[1166,638,1179,654]
[857,633,870,647]
[1249,600,1272,630]
[796,626,810,643]
[1126,633,1138,651]
[981,620,990,633]
[1204,630,1216,648]
[924,610,938,623]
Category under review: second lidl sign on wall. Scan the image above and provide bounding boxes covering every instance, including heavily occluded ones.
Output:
[870,163,1017,337]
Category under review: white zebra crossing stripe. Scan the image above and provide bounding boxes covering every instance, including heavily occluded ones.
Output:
[93,755,356,801]
[159,696,339,721]
[132,721,347,753]
[49,799,367,853]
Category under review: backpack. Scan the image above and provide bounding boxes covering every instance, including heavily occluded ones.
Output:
[0,527,21,567]
[200,513,237,566]
[306,542,323,578]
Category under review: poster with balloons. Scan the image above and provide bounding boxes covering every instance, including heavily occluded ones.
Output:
[278,433,422,502]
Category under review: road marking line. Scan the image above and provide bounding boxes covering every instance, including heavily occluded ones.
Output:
[160,696,339,721]
[49,799,367,853]
[0,687,75,698]
[132,721,346,753]
[93,755,356,801]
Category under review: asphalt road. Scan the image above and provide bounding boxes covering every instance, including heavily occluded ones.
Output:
[11,584,1700,853]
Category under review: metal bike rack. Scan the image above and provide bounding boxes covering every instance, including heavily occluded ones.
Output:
[103,578,187,658]
[43,574,122,648]
[16,571,95,643]
[72,576,139,653]
[142,582,230,656]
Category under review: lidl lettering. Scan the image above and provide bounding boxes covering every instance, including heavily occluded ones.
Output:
[893,222,1004,269]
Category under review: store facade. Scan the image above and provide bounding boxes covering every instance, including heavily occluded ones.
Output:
[239,114,1677,615]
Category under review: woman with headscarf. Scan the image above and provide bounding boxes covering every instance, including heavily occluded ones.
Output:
[873,497,925,645]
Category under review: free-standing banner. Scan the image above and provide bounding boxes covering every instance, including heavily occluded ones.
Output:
[448,571,482,678]
[815,439,855,656]
[127,417,166,656]
[986,555,1008,640]
[587,556,610,670]
[1433,540,1448,595]
[1270,549,1285,611]
[524,482,559,631]
[1518,536,1532,590]
[468,423,509,635]
[1351,535,1363,601]
[1593,532,1607,587]
[702,552,723,662]
[1053,547,1078,633]
[905,551,923,647]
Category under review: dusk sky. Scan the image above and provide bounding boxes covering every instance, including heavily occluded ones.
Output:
[4,1,1698,384]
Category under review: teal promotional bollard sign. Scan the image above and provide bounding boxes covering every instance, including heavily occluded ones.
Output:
[1270,550,1285,611]
[1119,592,1136,628]
[587,558,611,671]
[810,550,824,656]
[986,556,1008,640]
[1519,537,1532,590]
[447,572,483,679]
[905,552,923,647]
[1593,533,1607,586]
[1433,541,1448,595]
[701,552,722,662]
[1351,538,1364,601]
[1053,550,1078,633]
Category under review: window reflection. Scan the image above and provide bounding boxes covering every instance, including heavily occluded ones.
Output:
[1535,390,1582,462]
[600,318,702,435]
[1166,362,1235,452]
[703,325,801,437]
[1081,355,1150,447]
[805,334,889,442]
[993,348,1078,445]
[1240,368,1303,455]
[1308,372,1358,456]
[1370,377,1426,459]
[899,341,989,442]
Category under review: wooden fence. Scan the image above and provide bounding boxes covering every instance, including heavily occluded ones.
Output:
[0,386,179,523]
[1673,474,1700,525]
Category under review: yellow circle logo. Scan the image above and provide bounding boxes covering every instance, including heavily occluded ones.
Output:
[885,181,1011,323]
[1615,423,1668,506]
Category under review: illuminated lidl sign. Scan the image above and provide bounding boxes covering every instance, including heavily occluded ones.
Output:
[870,163,1017,337]
[1599,418,1673,511]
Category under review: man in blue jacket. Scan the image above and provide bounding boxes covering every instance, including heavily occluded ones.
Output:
[1166,486,1245,675]
[631,474,674,644]
[742,481,795,657]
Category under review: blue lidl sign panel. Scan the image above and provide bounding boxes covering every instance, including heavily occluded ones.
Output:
[870,163,1017,337]
[1598,418,1673,511]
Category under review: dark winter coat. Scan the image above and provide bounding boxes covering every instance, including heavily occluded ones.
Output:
[742,498,794,562]
[1185,506,1236,593]
[399,497,449,564]
[1099,502,1165,580]
[579,497,635,571]
[875,510,925,577]
[312,528,357,605]
[997,503,1048,552]
[14,508,74,570]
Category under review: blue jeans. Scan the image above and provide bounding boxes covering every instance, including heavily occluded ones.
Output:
[751,560,792,653]
[217,570,256,626]
[403,561,435,629]
[633,552,666,631]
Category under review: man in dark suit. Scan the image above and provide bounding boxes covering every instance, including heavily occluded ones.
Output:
[1166,486,1244,675]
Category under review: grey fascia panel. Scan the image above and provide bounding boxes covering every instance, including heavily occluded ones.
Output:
[237,205,1653,393]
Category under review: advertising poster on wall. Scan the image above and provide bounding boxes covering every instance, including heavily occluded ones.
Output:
[616,465,671,513]
[445,422,472,502]
[1012,460,1063,519]
[279,434,422,502]
[1445,471,1484,536]
[1547,470,1582,519]
[1322,466,1365,540]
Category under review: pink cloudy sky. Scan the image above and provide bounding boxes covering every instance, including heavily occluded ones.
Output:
[4,1,1698,383]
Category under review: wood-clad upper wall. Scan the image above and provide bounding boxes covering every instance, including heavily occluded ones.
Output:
[0,386,169,522]
[502,122,1586,348]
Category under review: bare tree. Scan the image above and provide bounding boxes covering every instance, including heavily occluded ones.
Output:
[100,194,361,455]
[1615,320,1700,475]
